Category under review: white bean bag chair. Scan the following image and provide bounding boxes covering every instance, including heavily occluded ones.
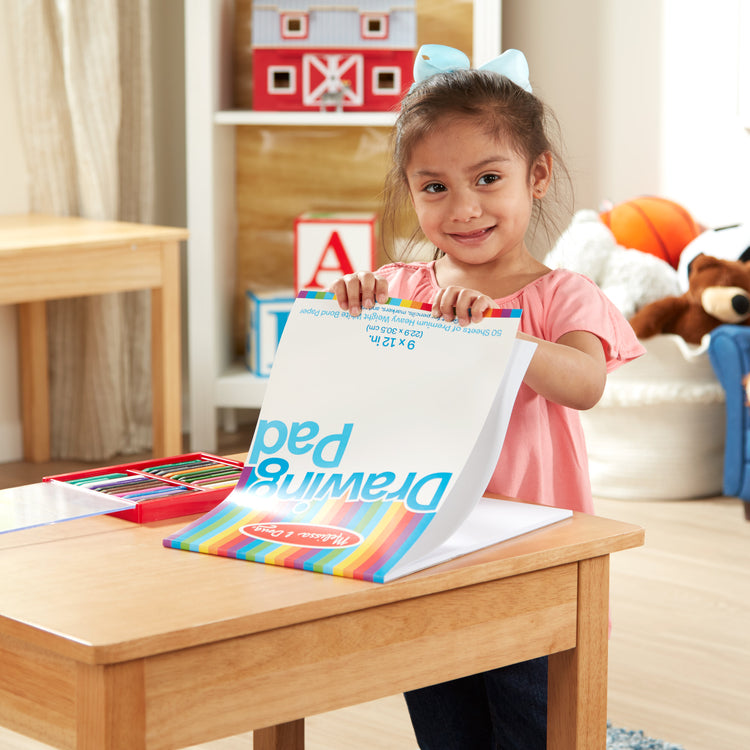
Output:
[581,334,726,500]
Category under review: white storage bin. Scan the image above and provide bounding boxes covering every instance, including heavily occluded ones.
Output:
[581,334,725,500]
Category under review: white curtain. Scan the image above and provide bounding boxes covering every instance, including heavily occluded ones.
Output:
[8,0,155,459]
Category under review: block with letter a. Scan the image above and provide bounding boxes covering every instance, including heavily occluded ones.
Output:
[294,212,377,292]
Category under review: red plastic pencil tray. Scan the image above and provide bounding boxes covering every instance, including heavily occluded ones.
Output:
[44,452,244,523]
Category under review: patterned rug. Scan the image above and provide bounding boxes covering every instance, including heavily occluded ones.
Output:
[608,722,686,749]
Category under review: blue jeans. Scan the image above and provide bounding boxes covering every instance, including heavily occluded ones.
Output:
[404,657,548,750]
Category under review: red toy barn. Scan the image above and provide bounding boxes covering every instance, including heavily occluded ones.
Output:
[251,1,416,112]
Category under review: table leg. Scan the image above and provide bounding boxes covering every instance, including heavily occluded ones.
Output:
[547,555,610,749]
[253,720,305,750]
[76,661,146,749]
[18,301,51,463]
[151,241,183,457]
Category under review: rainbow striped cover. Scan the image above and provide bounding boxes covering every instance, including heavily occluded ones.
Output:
[162,475,442,582]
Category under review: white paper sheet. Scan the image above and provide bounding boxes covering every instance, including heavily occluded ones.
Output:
[0,482,133,534]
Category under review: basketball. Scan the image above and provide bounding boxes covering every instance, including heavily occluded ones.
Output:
[600,196,700,269]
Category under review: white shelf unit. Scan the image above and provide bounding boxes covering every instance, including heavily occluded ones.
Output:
[185,0,502,452]
[215,110,399,126]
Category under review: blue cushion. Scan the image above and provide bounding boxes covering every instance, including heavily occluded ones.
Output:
[708,325,750,498]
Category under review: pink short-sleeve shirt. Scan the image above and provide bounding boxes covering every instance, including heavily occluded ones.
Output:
[376,261,645,513]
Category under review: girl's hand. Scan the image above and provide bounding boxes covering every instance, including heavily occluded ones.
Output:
[432,286,497,326]
[328,272,389,316]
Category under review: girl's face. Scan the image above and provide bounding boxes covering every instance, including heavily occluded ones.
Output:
[405,117,551,270]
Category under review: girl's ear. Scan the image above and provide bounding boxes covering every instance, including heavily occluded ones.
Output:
[531,151,553,198]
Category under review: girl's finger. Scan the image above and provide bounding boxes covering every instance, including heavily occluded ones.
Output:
[359,273,378,310]
[454,289,474,326]
[343,274,364,316]
[374,276,390,304]
[432,288,457,321]
[470,295,493,323]
[329,277,351,311]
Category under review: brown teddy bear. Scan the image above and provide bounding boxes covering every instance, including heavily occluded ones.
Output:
[629,254,750,344]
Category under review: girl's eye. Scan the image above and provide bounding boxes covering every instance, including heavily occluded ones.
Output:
[424,182,446,194]
[478,174,500,186]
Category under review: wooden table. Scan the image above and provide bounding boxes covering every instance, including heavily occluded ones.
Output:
[0,214,188,461]
[0,492,643,750]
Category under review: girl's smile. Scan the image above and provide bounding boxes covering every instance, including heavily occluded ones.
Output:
[448,226,495,242]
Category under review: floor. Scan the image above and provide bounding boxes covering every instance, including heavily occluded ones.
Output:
[1,428,749,749]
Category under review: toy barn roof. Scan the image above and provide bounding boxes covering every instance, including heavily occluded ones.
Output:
[252,1,416,48]
[253,1,415,10]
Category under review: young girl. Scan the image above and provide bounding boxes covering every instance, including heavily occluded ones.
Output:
[330,45,644,750]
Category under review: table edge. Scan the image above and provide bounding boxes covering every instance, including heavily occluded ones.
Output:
[0,512,643,665]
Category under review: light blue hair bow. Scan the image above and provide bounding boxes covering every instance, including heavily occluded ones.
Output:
[411,44,532,93]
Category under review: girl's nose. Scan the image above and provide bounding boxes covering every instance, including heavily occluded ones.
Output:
[450,189,481,221]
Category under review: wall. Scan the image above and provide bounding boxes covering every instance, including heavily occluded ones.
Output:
[660,0,750,226]
[151,0,187,230]
[503,0,750,227]
[151,0,188,414]
[503,0,662,212]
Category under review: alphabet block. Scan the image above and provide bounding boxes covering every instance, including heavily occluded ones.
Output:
[295,212,377,292]
[245,287,296,376]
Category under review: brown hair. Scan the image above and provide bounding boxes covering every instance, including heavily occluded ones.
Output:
[381,68,572,260]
